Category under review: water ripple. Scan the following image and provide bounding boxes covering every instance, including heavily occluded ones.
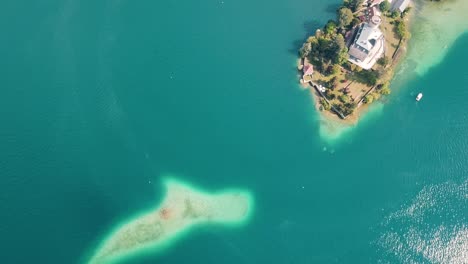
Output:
[377,181,467,263]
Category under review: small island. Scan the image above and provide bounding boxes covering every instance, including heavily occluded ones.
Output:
[298,0,412,123]
[87,178,253,264]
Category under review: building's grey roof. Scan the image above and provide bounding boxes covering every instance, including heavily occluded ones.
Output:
[351,23,383,53]
[349,45,369,62]
[391,0,410,12]
[347,22,385,68]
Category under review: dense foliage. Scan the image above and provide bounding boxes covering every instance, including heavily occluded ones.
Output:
[394,19,408,39]
[377,82,391,95]
[299,42,312,58]
[324,20,337,35]
[338,8,354,27]
[377,56,389,67]
[353,70,379,86]
[391,10,401,19]
[379,1,390,12]
[401,7,412,18]
[363,94,374,104]
[333,102,356,116]
[302,32,348,74]
[343,0,364,12]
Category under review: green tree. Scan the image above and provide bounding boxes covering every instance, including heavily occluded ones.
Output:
[395,20,408,39]
[320,98,331,110]
[355,70,379,86]
[351,17,361,27]
[331,34,349,64]
[334,33,346,50]
[391,10,401,19]
[379,0,391,12]
[337,48,349,65]
[380,86,391,95]
[379,83,391,95]
[377,56,389,67]
[342,105,355,116]
[322,59,332,74]
[307,36,317,43]
[372,91,381,100]
[345,0,364,12]
[345,102,357,109]
[324,20,337,35]
[338,8,354,28]
[402,7,412,18]
[299,42,312,58]
[328,77,338,88]
[363,94,374,104]
[327,91,337,100]
[339,94,350,103]
[331,64,341,75]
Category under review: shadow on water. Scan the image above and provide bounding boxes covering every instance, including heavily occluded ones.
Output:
[288,20,322,55]
[288,2,340,55]
[325,3,341,15]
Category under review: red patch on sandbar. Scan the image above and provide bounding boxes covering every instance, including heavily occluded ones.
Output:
[160,208,171,220]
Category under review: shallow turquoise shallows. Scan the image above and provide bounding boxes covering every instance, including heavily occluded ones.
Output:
[0,0,466,263]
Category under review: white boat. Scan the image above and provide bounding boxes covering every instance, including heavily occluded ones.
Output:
[416,93,423,101]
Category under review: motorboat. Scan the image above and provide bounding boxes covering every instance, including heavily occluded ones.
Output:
[416,93,423,101]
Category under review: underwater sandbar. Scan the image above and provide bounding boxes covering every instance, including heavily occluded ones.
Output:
[87,178,253,264]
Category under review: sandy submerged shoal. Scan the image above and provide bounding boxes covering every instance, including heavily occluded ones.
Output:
[404,0,468,75]
[87,178,253,264]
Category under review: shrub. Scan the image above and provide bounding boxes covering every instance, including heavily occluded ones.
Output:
[377,56,389,67]
[363,94,374,104]
[380,85,391,95]
[379,1,390,12]
[338,8,354,27]
[332,64,341,75]
[351,17,361,27]
[325,90,337,100]
[395,20,408,39]
[391,10,401,19]
[299,42,312,58]
[320,98,331,110]
[402,7,412,18]
[371,91,381,100]
[342,104,355,116]
[338,94,350,103]
[324,20,338,35]
[355,70,379,86]
[345,0,365,12]
[307,36,316,43]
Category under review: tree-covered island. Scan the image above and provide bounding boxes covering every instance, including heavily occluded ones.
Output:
[298,0,412,122]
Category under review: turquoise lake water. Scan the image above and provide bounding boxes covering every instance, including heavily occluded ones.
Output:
[1,0,466,263]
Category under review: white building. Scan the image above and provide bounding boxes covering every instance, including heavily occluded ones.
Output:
[391,0,410,12]
[347,18,385,70]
